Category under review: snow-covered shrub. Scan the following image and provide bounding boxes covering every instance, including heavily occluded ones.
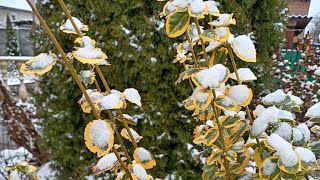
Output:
[20,1,157,179]
[161,0,318,179]
[272,32,320,122]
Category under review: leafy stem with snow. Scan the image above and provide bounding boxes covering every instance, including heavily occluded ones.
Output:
[161,0,319,179]
[18,0,158,179]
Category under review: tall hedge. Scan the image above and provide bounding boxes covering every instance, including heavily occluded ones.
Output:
[33,0,285,179]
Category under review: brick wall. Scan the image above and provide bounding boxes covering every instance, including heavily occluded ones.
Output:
[287,0,311,16]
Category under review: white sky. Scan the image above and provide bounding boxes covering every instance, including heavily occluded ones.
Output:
[306,0,320,33]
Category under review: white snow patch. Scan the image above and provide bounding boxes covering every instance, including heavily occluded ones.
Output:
[231,35,256,61]
[228,85,250,106]
[64,17,83,31]
[262,159,277,176]
[132,163,148,180]
[305,102,320,118]
[100,94,121,110]
[262,89,287,105]
[230,68,257,81]
[190,0,206,14]
[297,124,310,142]
[273,122,292,141]
[123,88,142,107]
[295,147,316,163]
[195,64,228,88]
[90,120,112,149]
[96,153,118,170]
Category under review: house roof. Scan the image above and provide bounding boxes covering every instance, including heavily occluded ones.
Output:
[0,0,32,12]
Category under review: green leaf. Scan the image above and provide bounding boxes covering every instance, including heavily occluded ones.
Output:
[225,150,237,161]
[166,10,190,38]
[175,68,202,84]
[221,115,241,129]
[309,141,320,159]
[214,95,237,111]
[309,116,320,123]
[292,105,302,113]
[204,128,219,145]
[202,165,220,180]
[206,149,222,165]
[230,120,248,143]
[200,29,218,42]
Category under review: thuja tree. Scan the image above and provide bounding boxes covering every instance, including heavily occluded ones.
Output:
[161,0,318,179]
[20,0,159,179]
[32,0,201,179]
[5,15,20,78]
[5,15,20,56]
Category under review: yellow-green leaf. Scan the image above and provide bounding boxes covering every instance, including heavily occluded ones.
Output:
[214,95,237,111]
[166,10,190,38]
[200,29,218,42]
[204,128,219,145]
[221,115,241,129]
[207,149,223,165]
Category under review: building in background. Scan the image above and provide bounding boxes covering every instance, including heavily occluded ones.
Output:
[285,0,312,49]
[0,0,34,56]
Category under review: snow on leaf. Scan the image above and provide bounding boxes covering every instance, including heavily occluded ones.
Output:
[262,89,290,106]
[253,105,265,117]
[93,153,118,175]
[193,89,212,110]
[120,128,143,143]
[292,128,304,144]
[99,94,123,110]
[276,149,299,168]
[229,68,257,82]
[215,27,231,42]
[123,88,142,107]
[131,163,149,180]
[20,53,57,75]
[204,1,220,16]
[79,70,95,86]
[273,122,292,141]
[134,147,156,169]
[305,102,320,121]
[314,68,320,76]
[231,35,256,62]
[188,0,207,18]
[193,64,229,89]
[261,158,278,176]
[209,13,236,27]
[205,40,223,52]
[287,92,303,106]
[84,120,114,157]
[251,106,281,137]
[297,123,310,142]
[227,85,252,107]
[267,133,292,151]
[60,17,88,34]
[295,147,316,163]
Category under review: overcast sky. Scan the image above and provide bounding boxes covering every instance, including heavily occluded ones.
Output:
[306,0,320,33]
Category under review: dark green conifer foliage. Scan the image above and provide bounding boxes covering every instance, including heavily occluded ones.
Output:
[5,15,20,56]
[32,0,286,179]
